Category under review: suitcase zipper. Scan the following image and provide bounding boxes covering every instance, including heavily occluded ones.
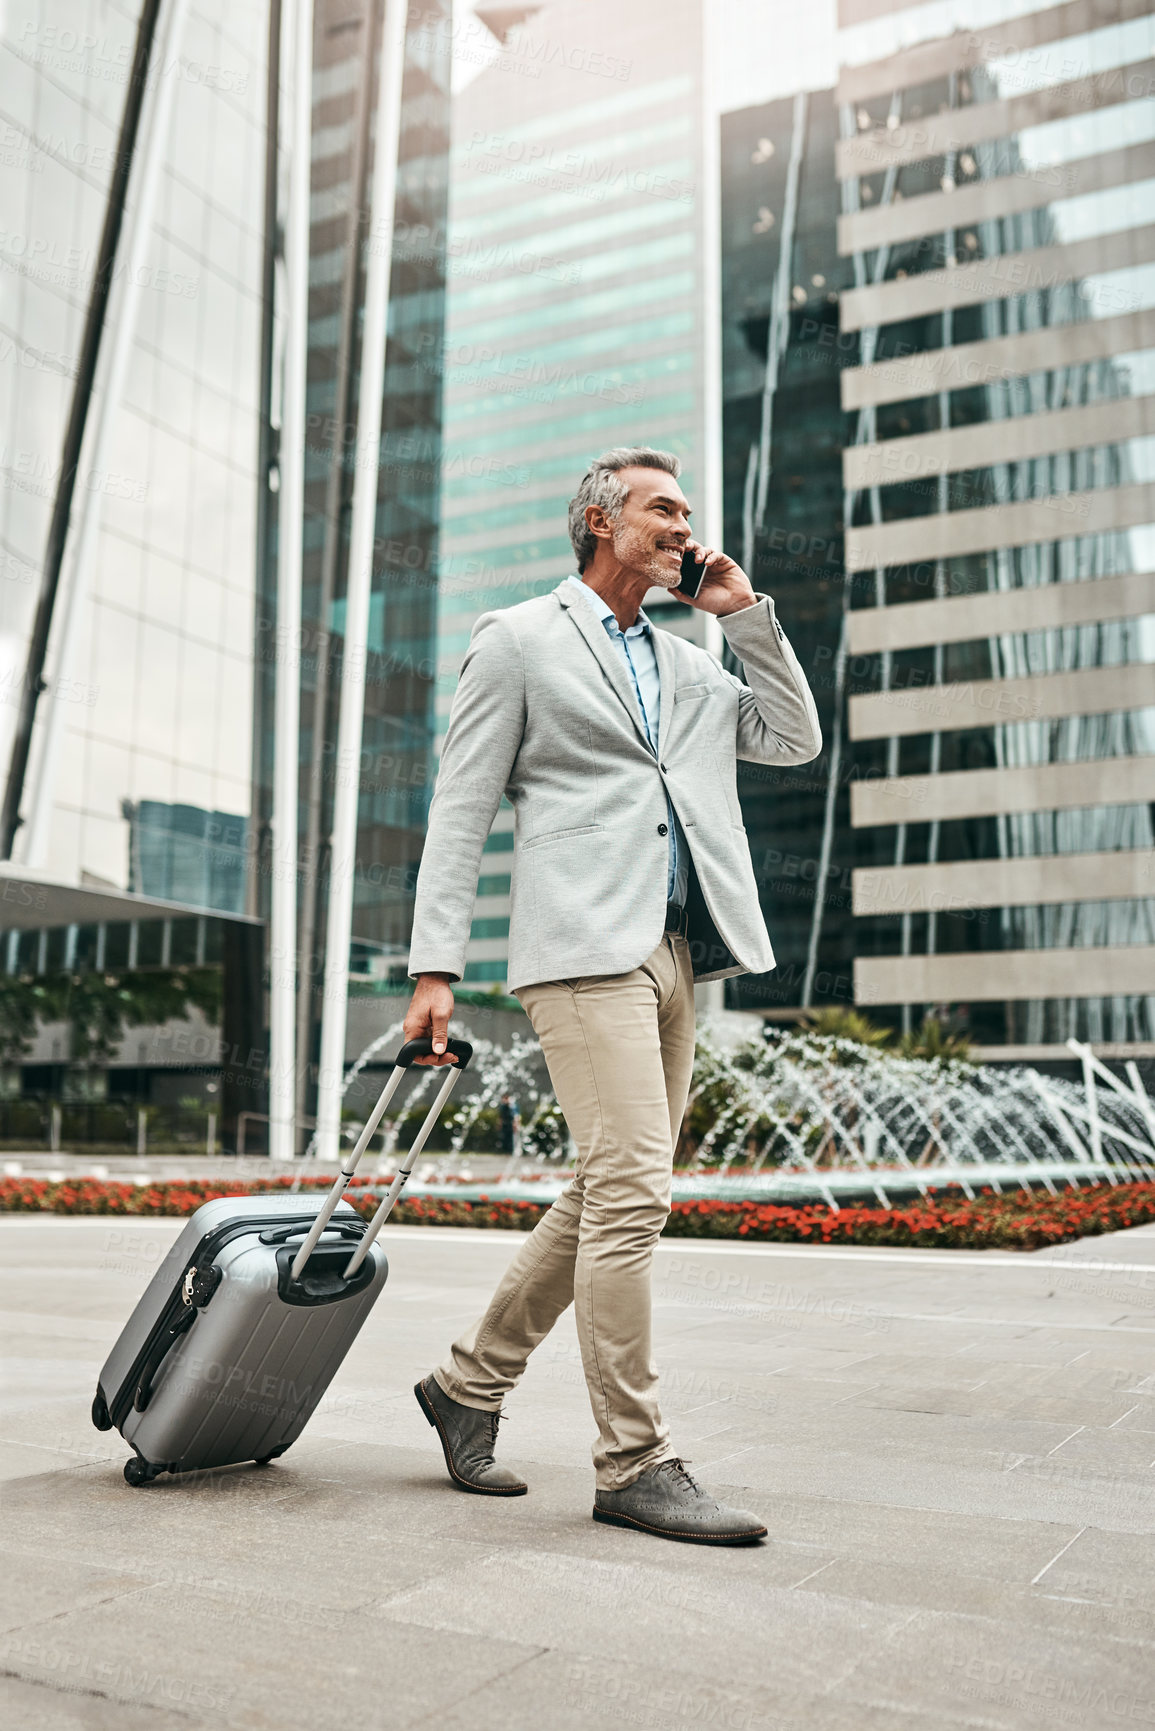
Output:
[106,1211,366,1429]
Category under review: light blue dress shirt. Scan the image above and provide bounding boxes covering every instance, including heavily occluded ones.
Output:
[566,575,689,907]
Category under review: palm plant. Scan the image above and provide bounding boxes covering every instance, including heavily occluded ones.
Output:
[897,1016,973,1064]
[799,1007,893,1049]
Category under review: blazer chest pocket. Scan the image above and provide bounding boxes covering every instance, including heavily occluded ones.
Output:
[674,684,709,705]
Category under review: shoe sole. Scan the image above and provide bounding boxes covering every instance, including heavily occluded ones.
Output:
[592,1507,767,1545]
[414,1380,528,1497]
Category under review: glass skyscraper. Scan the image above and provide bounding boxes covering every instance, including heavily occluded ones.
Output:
[720,88,862,1017]
[835,0,1155,1050]
[1,0,267,892]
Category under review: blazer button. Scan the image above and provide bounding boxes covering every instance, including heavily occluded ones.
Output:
[657,823,668,836]
[659,763,668,773]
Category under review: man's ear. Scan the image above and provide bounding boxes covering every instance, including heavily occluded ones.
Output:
[584,503,614,543]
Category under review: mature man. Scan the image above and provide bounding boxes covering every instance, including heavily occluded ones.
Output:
[404,446,821,1544]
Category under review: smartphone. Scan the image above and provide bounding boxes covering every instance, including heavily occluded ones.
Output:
[677,545,705,598]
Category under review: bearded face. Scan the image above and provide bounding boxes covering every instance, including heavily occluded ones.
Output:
[606,507,687,589]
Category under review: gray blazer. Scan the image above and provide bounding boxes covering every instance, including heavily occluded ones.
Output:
[408,579,822,991]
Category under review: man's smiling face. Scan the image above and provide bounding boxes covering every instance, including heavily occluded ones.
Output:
[603,466,694,589]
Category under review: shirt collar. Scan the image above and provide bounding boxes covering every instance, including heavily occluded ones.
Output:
[565,573,651,637]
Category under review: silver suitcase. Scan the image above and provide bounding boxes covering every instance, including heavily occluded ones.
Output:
[93,1037,471,1485]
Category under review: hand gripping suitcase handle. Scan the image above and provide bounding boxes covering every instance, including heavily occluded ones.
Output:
[289,1038,473,1282]
[395,1037,472,1069]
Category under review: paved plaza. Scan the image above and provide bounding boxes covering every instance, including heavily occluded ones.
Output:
[2,1214,1155,1730]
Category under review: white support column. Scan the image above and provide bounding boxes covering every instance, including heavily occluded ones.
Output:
[312,0,408,1165]
[19,0,190,868]
[268,0,314,1163]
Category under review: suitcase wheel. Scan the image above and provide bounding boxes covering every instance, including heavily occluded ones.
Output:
[91,1390,112,1431]
[254,1445,287,1467]
[123,1456,156,1487]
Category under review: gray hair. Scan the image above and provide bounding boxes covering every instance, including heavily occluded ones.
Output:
[567,446,682,573]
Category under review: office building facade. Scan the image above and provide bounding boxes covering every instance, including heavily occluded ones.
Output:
[835,0,1155,1050]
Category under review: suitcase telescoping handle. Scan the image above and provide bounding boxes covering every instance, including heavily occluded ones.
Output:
[288,1037,473,1283]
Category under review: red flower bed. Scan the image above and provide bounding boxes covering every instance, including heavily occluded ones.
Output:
[665,1183,1155,1251]
[3,1175,1155,1249]
[0,1175,546,1232]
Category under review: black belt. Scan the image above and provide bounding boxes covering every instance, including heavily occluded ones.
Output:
[664,901,688,939]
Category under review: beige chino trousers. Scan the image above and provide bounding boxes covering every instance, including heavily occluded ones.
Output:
[434,932,695,1489]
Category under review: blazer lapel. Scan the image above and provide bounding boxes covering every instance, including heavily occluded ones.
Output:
[555,582,653,751]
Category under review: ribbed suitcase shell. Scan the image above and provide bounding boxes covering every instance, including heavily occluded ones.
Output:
[97,1195,387,1479]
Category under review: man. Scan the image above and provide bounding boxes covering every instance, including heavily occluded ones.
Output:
[498,1092,519,1156]
[404,447,821,1545]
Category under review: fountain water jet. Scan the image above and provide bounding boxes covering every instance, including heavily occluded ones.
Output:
[677,1025,1155,1206]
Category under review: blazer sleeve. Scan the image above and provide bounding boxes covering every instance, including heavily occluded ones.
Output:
[717,594,823,765]
[407,611,527,982]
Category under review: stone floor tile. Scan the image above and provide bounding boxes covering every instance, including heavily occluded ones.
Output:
[1037,1425,1155,1470]
[802,1554,1155,1644]
[0,1674,193,1731]
[756,1494,1082,1578]
[0,1551,151,1639]
[431,1648,805,1731]
[0,1443,108,1486]
[827,1606,1155,1730]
